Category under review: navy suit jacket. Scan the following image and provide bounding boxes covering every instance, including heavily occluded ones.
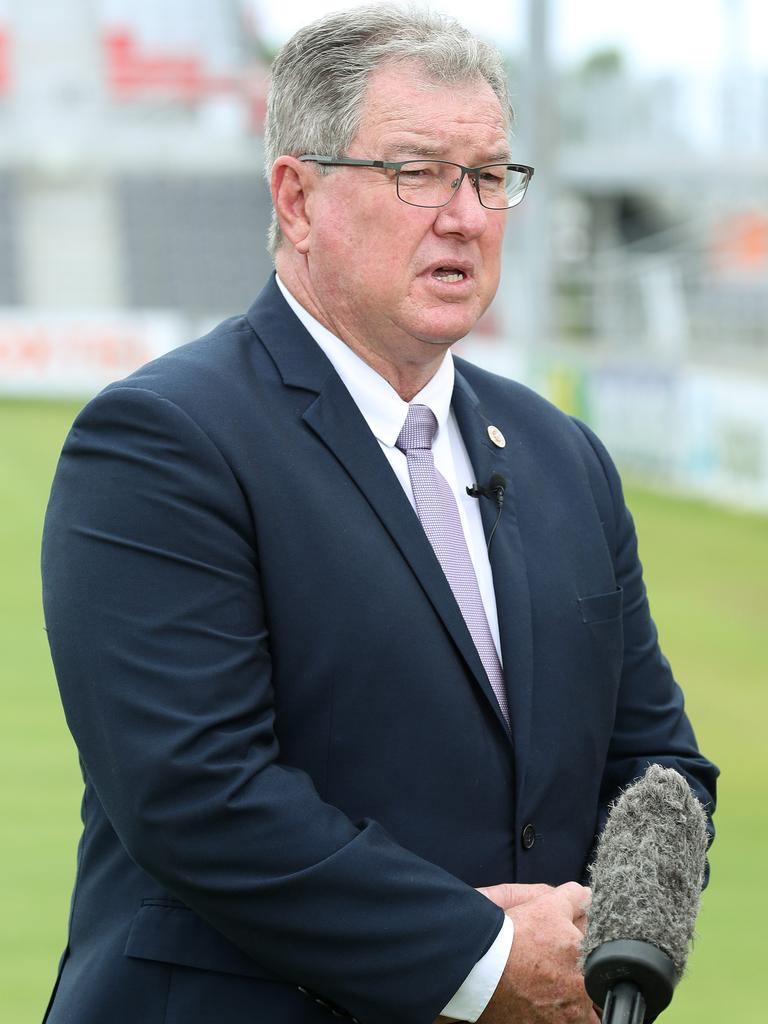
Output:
[41,276,717,1024]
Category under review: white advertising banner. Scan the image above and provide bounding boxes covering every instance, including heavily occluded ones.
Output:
[530,356,768,511]
[681,368,768,508]
[0,311,182,397]
[3,316,767,511]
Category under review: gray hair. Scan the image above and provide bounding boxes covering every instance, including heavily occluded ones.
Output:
[264,3,513,255]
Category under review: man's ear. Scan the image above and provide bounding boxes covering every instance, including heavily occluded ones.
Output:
[271,157,313,255]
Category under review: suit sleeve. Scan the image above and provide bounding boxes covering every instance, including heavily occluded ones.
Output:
[572,419,718,868]
[42,385,503,1024]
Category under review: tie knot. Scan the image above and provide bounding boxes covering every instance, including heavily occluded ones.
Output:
[396,404,438,453]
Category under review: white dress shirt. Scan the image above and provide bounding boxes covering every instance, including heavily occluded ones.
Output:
[275,275,513,1021]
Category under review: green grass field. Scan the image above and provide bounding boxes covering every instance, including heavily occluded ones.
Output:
[1,398,766,1022]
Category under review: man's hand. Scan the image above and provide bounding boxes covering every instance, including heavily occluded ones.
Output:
[477,882,597,1024]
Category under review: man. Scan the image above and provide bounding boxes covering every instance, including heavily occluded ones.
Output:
[41,6,717,1024]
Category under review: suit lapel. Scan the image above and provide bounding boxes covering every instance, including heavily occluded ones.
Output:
[246,279,507,733]
[452,370,535,790]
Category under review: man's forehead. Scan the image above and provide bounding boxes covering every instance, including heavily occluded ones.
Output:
[363,64,504,108]
[357,64,510,157]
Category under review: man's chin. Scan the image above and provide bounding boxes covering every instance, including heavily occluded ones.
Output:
[412,310,483,346]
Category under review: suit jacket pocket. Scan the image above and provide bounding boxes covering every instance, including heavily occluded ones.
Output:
[124,901,277,981]
[577,587,623,624]
[577,587,624,679]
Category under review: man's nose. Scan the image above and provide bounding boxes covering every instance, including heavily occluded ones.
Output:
[433,172,489,237]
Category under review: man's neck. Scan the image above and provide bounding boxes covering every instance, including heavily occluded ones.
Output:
[275,259,448,403]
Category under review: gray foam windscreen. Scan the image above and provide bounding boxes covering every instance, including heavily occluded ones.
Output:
[583,764,709,977]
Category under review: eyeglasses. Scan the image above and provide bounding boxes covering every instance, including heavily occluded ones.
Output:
[298,156,534,210]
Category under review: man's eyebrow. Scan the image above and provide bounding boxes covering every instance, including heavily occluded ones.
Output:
[382,142,513,163]
[381,142,445,160]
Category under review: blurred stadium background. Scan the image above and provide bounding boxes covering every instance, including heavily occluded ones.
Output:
[0,1,766,1020]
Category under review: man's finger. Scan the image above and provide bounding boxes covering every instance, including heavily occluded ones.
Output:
[476,882,554,909]
[549,881,591,920]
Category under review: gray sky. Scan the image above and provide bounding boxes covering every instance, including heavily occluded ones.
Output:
[252,0,768,73]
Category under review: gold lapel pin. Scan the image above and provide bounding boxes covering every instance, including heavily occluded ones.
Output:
[487,425,506,448]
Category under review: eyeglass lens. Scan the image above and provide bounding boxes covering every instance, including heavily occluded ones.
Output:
[395,161,529,209]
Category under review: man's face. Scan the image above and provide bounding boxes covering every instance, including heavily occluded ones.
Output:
[299,63,510,370]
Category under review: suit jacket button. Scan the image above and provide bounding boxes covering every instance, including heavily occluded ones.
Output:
[521,823,537,850]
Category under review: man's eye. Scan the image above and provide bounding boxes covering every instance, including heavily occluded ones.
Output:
[400,166,435,178]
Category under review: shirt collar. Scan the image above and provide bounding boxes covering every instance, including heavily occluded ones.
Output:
[275,274,454,448]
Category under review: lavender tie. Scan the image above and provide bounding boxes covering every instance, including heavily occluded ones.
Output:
[396,404,509,725]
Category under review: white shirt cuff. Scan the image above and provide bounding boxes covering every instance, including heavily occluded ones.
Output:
[441,914,514,1022]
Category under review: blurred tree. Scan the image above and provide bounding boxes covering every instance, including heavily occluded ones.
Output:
[580,47,625,78]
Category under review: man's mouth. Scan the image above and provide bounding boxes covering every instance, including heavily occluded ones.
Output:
[432,267,466,282]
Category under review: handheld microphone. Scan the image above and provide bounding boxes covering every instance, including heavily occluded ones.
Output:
[582,765,708,1024]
